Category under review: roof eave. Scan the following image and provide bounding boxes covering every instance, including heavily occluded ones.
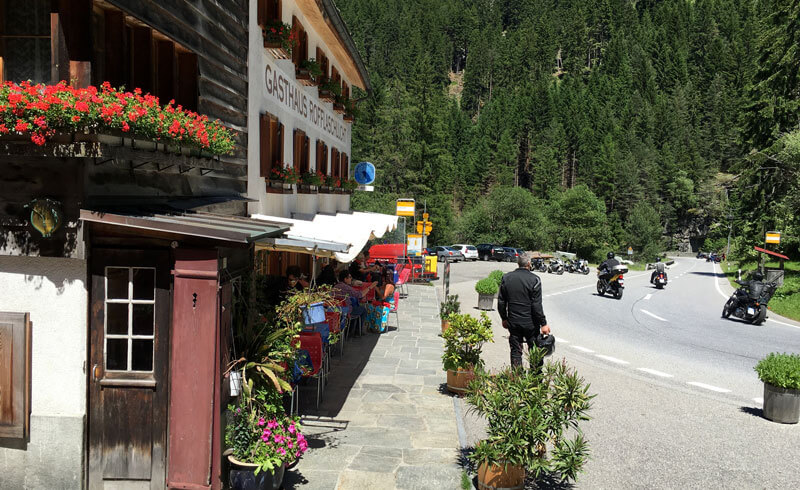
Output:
[320,0,372,94]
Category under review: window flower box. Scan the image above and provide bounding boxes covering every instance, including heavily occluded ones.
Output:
[0,81,235,155]
[263,20,293,60]
[296,59,322,87]
[266,180,293,194]
[318,80,341,103]
[332,101,346,114]
[343,113,354,123]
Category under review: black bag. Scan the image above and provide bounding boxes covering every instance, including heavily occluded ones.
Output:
[535,333,555,356]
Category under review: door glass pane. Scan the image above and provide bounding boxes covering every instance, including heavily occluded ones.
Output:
[106,339,128,370]
[106,303,129,335]
[132,304,154,335]
[132,339,154,371]
[132,268,155,300]
[106,268,129,299]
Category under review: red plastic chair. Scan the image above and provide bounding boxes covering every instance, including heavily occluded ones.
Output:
[397,267,411,298]
[390,289,400,330]
[324,310,346,357]
[298,332,325,409]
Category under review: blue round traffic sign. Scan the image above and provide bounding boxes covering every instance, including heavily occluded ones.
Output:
[354,161,376,185]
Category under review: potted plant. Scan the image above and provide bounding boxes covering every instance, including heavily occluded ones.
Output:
[466,349,594,488]
[476,277,499,311]
[262,20,293,60]
[442,312,493,395]
[439,294,460,333]
[296,59,323,86]
[332,95,347,114]
[225,405,309,490]
[318,79,341,103]
[341,179,359,193]
[324,175,341,191]
[489,270,504,286]
[754,352,800,424]
[269,164,301,188]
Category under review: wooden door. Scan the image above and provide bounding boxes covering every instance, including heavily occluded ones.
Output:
[88,249,170,490]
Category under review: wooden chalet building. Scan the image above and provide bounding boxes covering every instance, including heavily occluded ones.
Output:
[0,1,293,489]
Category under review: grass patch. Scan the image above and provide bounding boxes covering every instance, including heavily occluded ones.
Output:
[721,259,800,322]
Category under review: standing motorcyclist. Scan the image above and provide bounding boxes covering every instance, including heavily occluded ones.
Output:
[598,252,620,285]
[650,257,668,284]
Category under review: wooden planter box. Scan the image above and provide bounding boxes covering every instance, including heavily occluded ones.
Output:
[318,186,334,194]
[343,113,354,123]
[332,103,346,114]
[296,184,317,194]
[295,69,316,87]
[318,89,336,103]
[263,40,290,60]
[266,180,294,194]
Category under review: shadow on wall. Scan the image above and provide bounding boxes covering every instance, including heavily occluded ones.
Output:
[0,255,84,295]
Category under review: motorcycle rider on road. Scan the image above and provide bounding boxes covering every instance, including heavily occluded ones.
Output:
[598,252,620,286]
[650,257,668,284]
[732,271,765,308]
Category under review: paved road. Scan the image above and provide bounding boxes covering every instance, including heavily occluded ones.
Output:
[443,257,800,488]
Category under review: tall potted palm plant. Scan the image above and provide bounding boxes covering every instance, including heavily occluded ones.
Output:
[442,313,493,395]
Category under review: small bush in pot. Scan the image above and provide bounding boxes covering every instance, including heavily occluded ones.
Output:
[439,294,460,332]
[466,349,595,486]
[489,270,505,286]
[476,277,498,310]
[754,352,800,424]
[442,312,493,394]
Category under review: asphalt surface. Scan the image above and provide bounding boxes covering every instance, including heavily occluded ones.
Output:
[442,257,800,488]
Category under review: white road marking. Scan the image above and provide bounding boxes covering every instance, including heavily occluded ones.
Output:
[767,318,800,330]
[753,397,763,404]
[687,381,731,393]
[644,294,652,300]
[596,354,629,365]
[554,336,569,343]
[571,345,595,353]
[640,309,668,322]
[711,263,729,300]
[637,367,674,378]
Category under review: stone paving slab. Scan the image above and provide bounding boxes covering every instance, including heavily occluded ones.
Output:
[285,284,463,489]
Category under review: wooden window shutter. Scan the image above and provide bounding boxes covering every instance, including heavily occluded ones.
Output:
[277,123,284,164]
[291,17,300,65]
[293,129,305,172]
[303,136,310,174]
[302,30,308,61]
[315,140,323,173]
[260,114,270,178]
[270,119,282,171]
[331,148,339,178]
[340,153,348,180]
[0,312,31,439]
[323,144,328,174]
[257,0,267,27]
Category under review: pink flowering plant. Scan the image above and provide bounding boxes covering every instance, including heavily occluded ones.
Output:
[0,80,235,154]
[225,402,309,475]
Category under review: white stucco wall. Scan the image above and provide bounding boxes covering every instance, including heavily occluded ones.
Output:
[0,255,87,416]
[0,255,87,488]
[247,0,355,219]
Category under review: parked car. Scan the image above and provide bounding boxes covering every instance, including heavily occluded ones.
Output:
[476,244,506,261]
[502,247,520,262]
[423,247,437,256]
[434,246,464,262]
[451,244,479,261]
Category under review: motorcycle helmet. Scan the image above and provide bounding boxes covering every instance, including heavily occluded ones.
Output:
[607,252,615,259]
[752,271,764,281]
[535,333,556,357]
[656,257,661,262]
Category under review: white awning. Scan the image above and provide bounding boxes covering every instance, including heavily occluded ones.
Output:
[251,211,398,262]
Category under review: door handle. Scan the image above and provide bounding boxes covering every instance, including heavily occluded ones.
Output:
[92,364,102,382]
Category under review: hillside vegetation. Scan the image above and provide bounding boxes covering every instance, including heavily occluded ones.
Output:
[340,0,800,261]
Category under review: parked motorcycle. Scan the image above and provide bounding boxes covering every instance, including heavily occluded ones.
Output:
[533,258,548,272]
[652,271,668,289]
[575,259,590,275]
[564,259,576,273]
[597,264,628,299]
[548,259,565,275]
[722,281,777,325]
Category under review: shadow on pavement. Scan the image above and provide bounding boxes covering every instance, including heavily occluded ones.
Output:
[739,406,764,418]
[458,445,577,489]
[690,271,725,277]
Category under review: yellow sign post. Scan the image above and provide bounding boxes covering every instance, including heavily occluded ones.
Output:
[766,231,781,245]
[396,199,415,217]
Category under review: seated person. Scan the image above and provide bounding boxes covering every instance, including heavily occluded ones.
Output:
[334,270,375,319]
[366,268,396,333]
[349,252,380,282]
[285,265,310,293]
[317,262,338,287]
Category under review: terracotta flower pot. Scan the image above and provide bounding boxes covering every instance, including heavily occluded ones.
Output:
[441,319,450,333]
[446,368,474,395]
[476,461,525,490]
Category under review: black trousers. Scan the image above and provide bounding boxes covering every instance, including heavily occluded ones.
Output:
[508,327,543,370]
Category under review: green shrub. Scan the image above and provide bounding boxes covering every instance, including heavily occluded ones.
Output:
[466,350,594,482]
[489,270,505,286]
[475,277,499,295]
[755,352,800,390]
[440,294,461,320]
[442,312,494,371]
